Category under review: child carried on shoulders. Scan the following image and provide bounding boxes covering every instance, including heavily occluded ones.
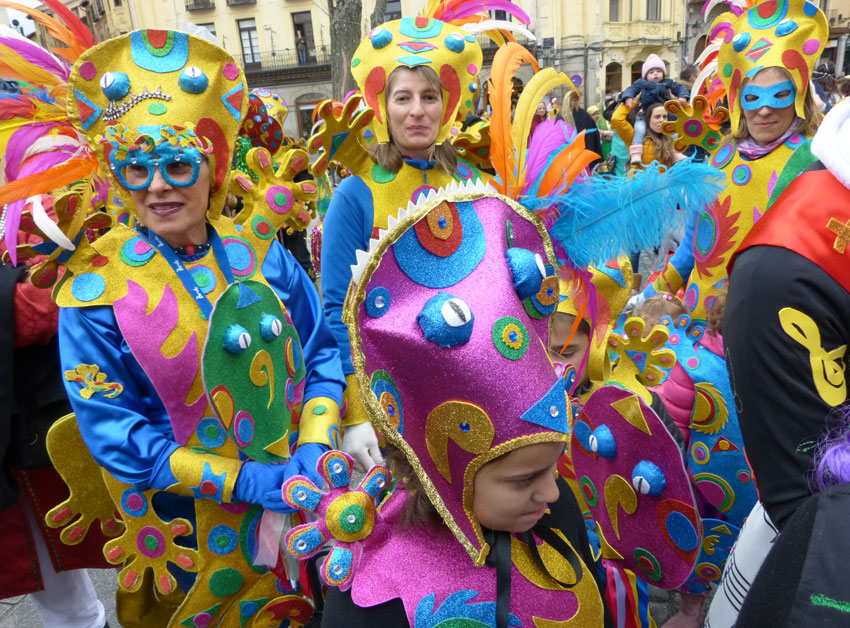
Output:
[621,54,690,165]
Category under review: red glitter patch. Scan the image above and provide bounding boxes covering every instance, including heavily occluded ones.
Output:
[757,0,776,18]
[364,67,387,123]
[439,64,461,125]
[195,118,229,191]
[638,555,655,574]
[415,16,429,28]
[413,201,462,257]
[200,480,218,496]
[92,255,109,267]
[147,30,169,48]
[257,221,271,235]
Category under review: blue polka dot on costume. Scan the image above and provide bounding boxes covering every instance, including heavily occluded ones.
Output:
[197,417,227,449]
[71,273,106,302]
[365,287,391,318]
[207,524,238,555]
[665,511,699,552]
[190,266,217,294]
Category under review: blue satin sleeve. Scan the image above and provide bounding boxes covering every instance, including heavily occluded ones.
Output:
[261,238,345,405]
[320,175,374,375]
[58,305,179,487]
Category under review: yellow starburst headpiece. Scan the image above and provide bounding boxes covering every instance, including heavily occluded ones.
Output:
[700,0,827,130]
[66,30,249,219]
[351,0,532,146]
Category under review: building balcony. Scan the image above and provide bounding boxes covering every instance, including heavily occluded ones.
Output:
[241,47,331,87]
[186,0,214,9]
[227,0,255,5]
[603,20,678,44]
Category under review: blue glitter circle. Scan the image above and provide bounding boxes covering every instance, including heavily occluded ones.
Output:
[197,417,227,449]
[393,200,485,288]
[365,287,391,318]
[120,487,148,517]
[208,524,238,555]
[71,273,106,302]
[665,511,699,552]
[237,414,255,445]
[190,266,217,294]
[732,164,752,186]
[120,236,156,266]
[470,82,478,92]
[225,240,253,272]
[241,602,258,617]
[711,143,735,169]
[459,421,471,432]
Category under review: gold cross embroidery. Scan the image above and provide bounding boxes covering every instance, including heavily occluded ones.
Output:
[827,217,850,254]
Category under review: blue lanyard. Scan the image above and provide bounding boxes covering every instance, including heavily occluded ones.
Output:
[137,225,235,319]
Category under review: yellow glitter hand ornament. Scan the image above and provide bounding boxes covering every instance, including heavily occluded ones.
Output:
[44,414,124,544]
[661,95,729,154]
[451,119,491,170]
[283,450,391,590]
[308,95,375,178]
[230,146,318,234]
[608,317,677,401]
[101,472,198,595]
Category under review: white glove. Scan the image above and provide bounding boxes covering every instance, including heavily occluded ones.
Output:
[341,421,385,472]
[626,291,647,313]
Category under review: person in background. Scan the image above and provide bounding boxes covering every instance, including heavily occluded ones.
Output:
[568,89,603,169]
[295,29,308,65]
[620,55,690,166]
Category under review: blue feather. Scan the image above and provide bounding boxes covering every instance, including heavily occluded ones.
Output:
[544,159,725,268]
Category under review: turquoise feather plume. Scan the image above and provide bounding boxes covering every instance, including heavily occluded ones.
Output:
[544,159,725,269]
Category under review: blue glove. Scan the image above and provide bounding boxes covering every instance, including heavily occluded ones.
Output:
[233,461,291,512]
[284,442,330,488]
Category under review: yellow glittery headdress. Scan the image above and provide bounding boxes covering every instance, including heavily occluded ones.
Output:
[66,30,249,219]
[697,0,827,130]
[351,0,532,145]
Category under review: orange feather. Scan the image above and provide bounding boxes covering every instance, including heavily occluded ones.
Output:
[0,156,97,206]
[488,43,538,195]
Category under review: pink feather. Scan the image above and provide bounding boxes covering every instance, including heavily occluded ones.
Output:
[523,120,571,192]
[0,36,68,80]
[4,121,62,181]
[435,0,530,25]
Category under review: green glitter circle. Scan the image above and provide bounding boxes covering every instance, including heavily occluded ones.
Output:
[351,57,361,67]
[634,548,663,582]
[339,504,366,533]
[144,534,159,551]
[194,272,211,288]
[492,316,529,360]
[722,62,733,78]
[216,535,230,549]
[208,567,244,597]
[312,405,327,415]
[464,99,473,108]
[148,102,167,115]
[251,215,275,240]
[371,163,397,184]
[579,476,598,507]
[204,424,219,439]
[274,192,288,206]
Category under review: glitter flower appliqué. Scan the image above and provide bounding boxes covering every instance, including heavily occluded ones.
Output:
[282,450,390,590]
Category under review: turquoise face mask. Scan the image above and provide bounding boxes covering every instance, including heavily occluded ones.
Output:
[108,141,206,191]
[740,80,796,111]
